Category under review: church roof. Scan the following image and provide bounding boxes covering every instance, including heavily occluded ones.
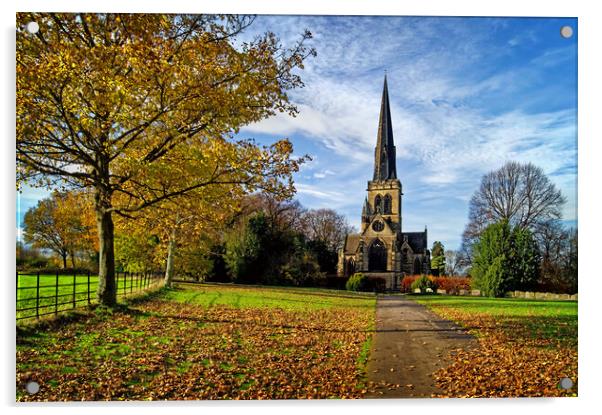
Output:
[373,75,397,181]
[403,232,427,254]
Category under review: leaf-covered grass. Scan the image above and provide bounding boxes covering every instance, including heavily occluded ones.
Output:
[413,295,577,397]
[17,284,375,401]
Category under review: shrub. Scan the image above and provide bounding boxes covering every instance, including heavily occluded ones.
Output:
[400,275,419,293]
[410,275,438,294]
[345,273,386,292]
[346,273,366,291]
[436,277,471,295]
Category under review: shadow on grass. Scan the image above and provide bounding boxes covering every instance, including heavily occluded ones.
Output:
[167,285,376,310]
[16,286,169,337]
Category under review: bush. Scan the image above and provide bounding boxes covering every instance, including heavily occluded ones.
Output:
[346,273,366,291]
[345,273,386,292]
[436,277,471,295]
[400,275,419,293]
[410,275,438,294]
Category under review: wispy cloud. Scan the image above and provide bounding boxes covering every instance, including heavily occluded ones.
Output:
[240,16,577,250]
[18,16,577,251]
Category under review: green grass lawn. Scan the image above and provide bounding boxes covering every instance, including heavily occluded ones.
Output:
[162,282,376,311]
[16,283,376,401]
[16,273,162,320]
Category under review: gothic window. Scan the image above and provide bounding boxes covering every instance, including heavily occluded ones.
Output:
[369,239,387,271]
[383,194,392,214]
[374,195,382,214]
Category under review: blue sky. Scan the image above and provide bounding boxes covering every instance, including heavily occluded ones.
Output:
[17,15,578,251]
[239,15,578,250]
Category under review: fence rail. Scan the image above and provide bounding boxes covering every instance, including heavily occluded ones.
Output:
[16,271,164,321]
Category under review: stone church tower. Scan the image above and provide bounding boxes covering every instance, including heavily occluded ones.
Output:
[338,76,430,290]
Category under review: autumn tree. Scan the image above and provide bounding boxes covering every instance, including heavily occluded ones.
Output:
[22,190,95,268]
[17,13,314,305]
[222,196,336,285]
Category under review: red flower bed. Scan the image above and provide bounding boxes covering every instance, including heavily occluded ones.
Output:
[400,275,420,293]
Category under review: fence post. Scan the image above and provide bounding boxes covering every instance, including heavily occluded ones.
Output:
[35,272,40,319]
[124,272,127,296]
[16,271,19,307]
[87,271,91,305]
[55,271,59,316]
[130,271,133,294]
[72,271,76,309]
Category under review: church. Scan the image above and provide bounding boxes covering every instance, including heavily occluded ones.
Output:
[338,76,430,290]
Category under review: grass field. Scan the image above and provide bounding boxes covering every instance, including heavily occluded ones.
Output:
[16,283,376,401]
[16,273,162,320]
[413,295,578,397]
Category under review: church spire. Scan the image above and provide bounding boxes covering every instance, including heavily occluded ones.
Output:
[373,75,397,181]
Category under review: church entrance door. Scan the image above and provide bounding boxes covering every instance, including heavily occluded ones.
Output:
[369,239,387,271]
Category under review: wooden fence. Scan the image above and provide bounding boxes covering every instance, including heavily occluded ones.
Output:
[16,271,164,321]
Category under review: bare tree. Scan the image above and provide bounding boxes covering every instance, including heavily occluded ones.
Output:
[241,194,306,232]
[462,161,566,249]
[300,209,355,250]
[444,250,466,276]
[537,221,578,293]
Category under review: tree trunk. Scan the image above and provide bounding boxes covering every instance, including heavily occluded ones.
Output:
[164,228,177,288]
[71,250,76,268]
[62,252,67,269]
[95,188,117,307]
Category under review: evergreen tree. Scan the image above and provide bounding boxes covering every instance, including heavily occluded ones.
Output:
[471,220,540,297]
[430,241,446,276]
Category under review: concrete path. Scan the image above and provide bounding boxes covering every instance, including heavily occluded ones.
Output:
[366,295,477,398]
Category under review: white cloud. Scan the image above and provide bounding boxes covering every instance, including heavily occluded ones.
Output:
[241,16,577,250]
[313,169,336,179]
[294,183,345,201]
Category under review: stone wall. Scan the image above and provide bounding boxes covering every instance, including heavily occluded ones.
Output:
[508,291,577,301]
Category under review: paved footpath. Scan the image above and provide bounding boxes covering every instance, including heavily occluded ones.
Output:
[366,295,477,398]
